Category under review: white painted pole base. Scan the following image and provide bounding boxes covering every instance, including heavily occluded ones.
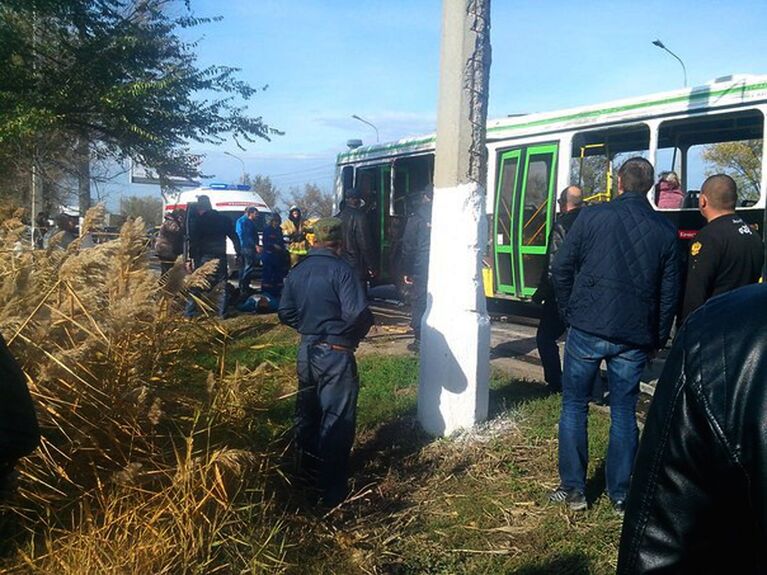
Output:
[417,182,490,437]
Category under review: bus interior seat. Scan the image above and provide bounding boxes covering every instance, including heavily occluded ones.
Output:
[682,190,700,209]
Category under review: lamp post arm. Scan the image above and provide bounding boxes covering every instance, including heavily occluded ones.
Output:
[224,151,246,182]
[653,40,687,88]
[351,114,380,143]
[666,48,688,87]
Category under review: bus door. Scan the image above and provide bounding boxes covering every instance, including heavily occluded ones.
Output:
[493,149,521,295]
[493,143,558,297]
[356,164,391,280]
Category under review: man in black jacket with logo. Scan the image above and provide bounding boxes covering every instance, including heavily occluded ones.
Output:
[550,157,680,512]
[532,185,583,392]
[681,173,764,321]
[618,284,767,574]
[278,217,374,507]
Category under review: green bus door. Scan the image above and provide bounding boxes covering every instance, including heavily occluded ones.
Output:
[493,143,558,298]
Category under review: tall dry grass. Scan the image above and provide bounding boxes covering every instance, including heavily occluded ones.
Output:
[0,206,290,574]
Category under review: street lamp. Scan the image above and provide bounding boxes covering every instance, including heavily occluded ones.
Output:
[652,39,688,88]
[223,151,246,183]
[351,114,379,143]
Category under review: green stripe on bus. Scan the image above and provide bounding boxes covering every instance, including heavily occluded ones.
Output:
[337,81,767,162]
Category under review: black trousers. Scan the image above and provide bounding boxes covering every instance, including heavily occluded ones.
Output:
[160,261,175,276]
[410,273,428,340]
[185,256,229,317]
[536,298,567,389]
[295,339,359,505]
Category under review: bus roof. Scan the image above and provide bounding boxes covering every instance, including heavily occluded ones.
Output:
[337,73,767,165]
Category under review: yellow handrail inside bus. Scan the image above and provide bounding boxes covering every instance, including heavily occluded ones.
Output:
[527,220,547,246]
[579,143,613,204]
[523,200,547,231]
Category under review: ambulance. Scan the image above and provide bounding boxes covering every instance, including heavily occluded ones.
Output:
[163,183,273,274]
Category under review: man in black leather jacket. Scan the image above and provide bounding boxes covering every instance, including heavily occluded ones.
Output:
[185,195,242,317]
[532,185,583,392]
[337,187,377,283]
[618,283,767,574]
[0,334,40,497]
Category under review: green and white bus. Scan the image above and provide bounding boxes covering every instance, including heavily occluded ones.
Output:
[335,74,767,308]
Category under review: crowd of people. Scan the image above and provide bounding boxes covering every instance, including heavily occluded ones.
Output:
[527,158,764,571]
[150,188,383,322]
[5,159,767,569]
[153,197,309,318]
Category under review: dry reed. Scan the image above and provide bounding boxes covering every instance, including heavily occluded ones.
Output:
[0,206,289,574]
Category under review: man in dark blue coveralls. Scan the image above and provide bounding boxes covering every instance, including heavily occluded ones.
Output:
[278,217,374,507]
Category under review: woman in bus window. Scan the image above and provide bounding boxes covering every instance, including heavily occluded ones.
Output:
[656,171,684,209]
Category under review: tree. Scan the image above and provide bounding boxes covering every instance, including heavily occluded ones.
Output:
[0,0,280,208]
[286,183,334,219]
[120,195,163,228]
[242,173,280,211]
[701,140,762,202]
[571,155,610,202]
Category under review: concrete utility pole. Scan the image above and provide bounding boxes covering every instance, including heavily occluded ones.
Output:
[418,0,491,436]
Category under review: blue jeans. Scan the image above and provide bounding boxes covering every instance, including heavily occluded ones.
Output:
[558,327,647,501]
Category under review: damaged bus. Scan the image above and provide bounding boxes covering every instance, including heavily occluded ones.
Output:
[335,74,767,311]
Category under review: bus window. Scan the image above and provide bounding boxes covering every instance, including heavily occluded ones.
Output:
[657,110,763,208]
[393,154,434,216]
[570,125,650,204]
[521,153,553,247]
[341,166,354,192]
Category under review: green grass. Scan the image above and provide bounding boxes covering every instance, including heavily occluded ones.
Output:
[357,354,419,429]
[385,374,621,575]
[186,316,622,573]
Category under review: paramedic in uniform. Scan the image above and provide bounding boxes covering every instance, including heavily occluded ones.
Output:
[278,217,374,507]
[681,174,764,322]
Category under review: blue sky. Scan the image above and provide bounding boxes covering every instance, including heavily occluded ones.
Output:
[107,0,767,207]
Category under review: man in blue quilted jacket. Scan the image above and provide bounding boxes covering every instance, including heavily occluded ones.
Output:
[549,157,680,513]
